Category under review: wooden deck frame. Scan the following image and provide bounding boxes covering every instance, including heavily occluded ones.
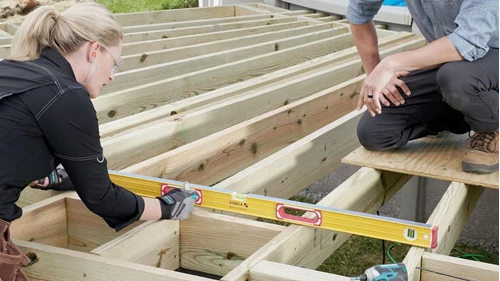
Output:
[93,28,353,124]
[99,37,424,171]
[105,25,345,94]
[10,4,497,281]
[98,31,414,139]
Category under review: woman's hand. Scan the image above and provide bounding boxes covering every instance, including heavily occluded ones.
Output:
[357,64,411,117]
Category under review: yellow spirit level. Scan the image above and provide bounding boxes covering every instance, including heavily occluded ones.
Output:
[109,170,438,249]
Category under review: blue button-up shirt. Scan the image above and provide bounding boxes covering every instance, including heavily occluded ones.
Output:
[347,0,499,61]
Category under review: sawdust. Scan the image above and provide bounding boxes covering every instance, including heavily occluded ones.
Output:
[0,0,94,23]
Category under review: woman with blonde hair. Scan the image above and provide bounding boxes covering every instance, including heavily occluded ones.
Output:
[0,3,195,280]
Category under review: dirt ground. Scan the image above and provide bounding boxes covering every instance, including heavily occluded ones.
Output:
[0,0,91,23]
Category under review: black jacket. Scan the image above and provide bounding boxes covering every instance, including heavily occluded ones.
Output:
[0,48,144,231]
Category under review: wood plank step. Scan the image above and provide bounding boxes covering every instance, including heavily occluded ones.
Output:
[342,133,498,189]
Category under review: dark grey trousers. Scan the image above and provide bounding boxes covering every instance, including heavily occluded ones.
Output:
[357,48,499,151]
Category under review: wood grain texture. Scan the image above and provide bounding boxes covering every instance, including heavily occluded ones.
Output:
[11,195,69,248]
[97,36,360,170]
[66,198,144,252]
[16,188,64,208]
[105,26,341,94]
[122,14,272,33]
[122,17,297,43]
[124,76,364,185]
[250,261,350,281]
[114,6,235,26]
[403,182,484,281]
[180,209,284,276]
[16,240,213,281]
[343,133,498,189]
[421,252,499,281]
[120,23,335,72]
[221,168,411,281]
[98,31,412,139]
[91,220,180,270]
[120,21,309,56]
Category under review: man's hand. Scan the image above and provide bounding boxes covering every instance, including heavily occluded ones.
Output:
[357,66,411,117]
[157,188,196,220]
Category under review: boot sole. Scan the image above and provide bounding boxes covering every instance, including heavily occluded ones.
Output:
[462,162,499,174]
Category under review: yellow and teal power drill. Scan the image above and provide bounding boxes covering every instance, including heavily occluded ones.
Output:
[351,263,408,281]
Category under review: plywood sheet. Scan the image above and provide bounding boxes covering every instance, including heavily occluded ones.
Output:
[343,133,498,189]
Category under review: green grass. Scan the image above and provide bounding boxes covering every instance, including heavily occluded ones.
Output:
[97,0,198,14]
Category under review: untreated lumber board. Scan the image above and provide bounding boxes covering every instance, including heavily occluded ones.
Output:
[122,14,273,33]
[221,168,411,281]
[95,31,355,125]
[98,32,415,138]
[402,182,485,281]
[106,37,424,171]
[114,6,235,26]
[278,10,314,16]
[91,220,180,270]
[105,26,344,94]
[180,209,285,276]
[11,194,69,248]
[235,5,273,16]
[343,133,499,189]
[250,261,350,281]
[122,17,298,43]
[0,37,10,45]
[302,13,329,19]
[315,16,343,22]
[0,44,9,58]
[121,20,310,56]
[123,76,364,185]
[420,252,499,281]
[120,23,336,71]
[65,196,144,252]
[16,187,63,208]
[256,3,289,13]
[16,240,213,281]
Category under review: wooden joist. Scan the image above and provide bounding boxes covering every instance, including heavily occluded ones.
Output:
[106,25,345,94]
[403,182,485,281]
[120,20,312,56]
[94,29,352,125]
[113,6,235,26]
[90,220,180,270]
[120,23,335,71]
[180,210,285,276]
[122,17,299,43]
[250,261,350,281]
[421,252,499,281]
[16,240,213,281]
[99,36,424,171]
[121,14,274,33]
[98,31,414,139]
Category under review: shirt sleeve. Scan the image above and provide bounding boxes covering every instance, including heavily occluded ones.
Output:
[346,0,384,25]
[36,87,145,232]
[447,0,499,61]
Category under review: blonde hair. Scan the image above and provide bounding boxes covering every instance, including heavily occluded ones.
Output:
[9,2,123,61]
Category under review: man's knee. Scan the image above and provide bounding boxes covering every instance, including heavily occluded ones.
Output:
[357,116,392,151]
[436,62,471,111]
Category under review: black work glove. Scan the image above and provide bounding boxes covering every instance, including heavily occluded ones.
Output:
[157,188,196,220]
[32,167,74,191]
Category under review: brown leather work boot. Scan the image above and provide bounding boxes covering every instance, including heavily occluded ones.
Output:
[0,219,31,281]
[462,131,499,174]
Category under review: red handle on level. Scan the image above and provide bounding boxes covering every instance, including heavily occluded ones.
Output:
[276,204,322,226]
